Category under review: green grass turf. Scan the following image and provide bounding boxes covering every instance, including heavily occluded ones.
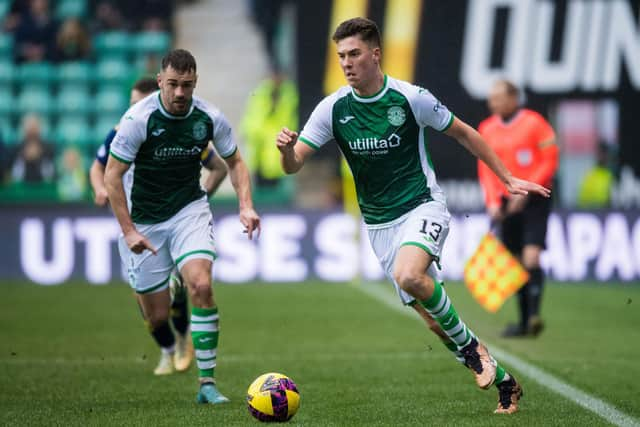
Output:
[0,280,638,426]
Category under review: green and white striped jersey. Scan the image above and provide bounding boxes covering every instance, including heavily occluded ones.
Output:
[110,92,237,224]
[299,75,454,225]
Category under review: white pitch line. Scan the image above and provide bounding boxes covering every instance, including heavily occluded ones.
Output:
[354,281,640,427]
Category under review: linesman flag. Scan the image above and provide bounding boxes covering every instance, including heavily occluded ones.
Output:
[464,233,529,313]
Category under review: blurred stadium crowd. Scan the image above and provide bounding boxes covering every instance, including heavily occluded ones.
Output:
[0,0,179,201]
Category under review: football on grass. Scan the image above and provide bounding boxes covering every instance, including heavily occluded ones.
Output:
[247,373,300,422]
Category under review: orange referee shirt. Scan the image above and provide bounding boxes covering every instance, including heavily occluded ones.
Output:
[478,109,558,209]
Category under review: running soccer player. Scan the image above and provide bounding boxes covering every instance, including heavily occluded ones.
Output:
[478,79,559,338]
[89,77,229,376]
[105,49,260,404]
[276,18,550,414]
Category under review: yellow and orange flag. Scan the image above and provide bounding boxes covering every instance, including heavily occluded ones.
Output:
[463,233,529,313]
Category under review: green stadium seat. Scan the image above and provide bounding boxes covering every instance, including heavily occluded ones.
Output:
[18,62,55,85]
[0,32,13,61]
[56,86,92,115]
[135,31,171,55]
[0,87,12,116]
[17,87,53,116]
[95,87,128,114]
[55,117,92,146]
[55,0,87,19]
[0,0,10,27]
[0,61,15,86]
[0,117,17,145]
[93,114,121,144]
[56,61,94,86]
[93,32,133,58]
[95,58,132,85]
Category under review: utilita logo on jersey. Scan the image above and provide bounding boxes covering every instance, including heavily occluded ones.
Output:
[348,133,401,156]
[153,146,202,160]
[461,0,640,98]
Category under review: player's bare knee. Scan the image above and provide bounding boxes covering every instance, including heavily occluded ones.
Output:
[189,279,212,301]
[394,268,425,296]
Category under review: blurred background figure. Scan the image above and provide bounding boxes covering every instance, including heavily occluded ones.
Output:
[57,146,87,201]
[477,79,559,338]
[55,18,91,62]
[577,143,615,209]
[241,67,298,188]
[10,114,55,183]
[248,0,285,66]
[12,0,58,63]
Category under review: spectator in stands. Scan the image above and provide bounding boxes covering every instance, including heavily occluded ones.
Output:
[57,146,87,201]
[10,114,56,183]
[13,0,58,63]
[55,18,92,62]
[241,67,298,188]
[577,143,615,208]
[90,1,129,32]
[2,0,30,32]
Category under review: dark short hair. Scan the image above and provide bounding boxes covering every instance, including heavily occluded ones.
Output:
[332,17,381,48]
[132,77,158,94]
[161,49,197,73]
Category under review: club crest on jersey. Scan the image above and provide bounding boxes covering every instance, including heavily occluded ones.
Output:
[192,122,207,140]
[387,106,406,126]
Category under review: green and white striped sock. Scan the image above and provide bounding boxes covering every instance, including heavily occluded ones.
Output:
[421,281,474,350]
[191,306,219,379]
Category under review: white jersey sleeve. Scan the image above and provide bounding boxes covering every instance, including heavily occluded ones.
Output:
[298,94,336,149]
[109,101,152,163]
[408,86,454,132]
[194,97,237,158]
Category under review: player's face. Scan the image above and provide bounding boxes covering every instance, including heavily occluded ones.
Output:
[488,83,518,117]
[158,65,197,115]
[336,35,381,91]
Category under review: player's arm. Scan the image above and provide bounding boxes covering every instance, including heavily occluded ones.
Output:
[276,127,315,174]
[89,159,108,206]
[104,156,157,255]
[445,117,550,198]
[223,150,261,239]
[203,153,227,196]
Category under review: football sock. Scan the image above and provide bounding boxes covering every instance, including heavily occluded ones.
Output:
[443,339,466,364]
[421,281,473,350]
[495,364,511,384]
[150,320,176,351]
[191,306,219,379]
[170,291,190,336]
[527,267,544,318]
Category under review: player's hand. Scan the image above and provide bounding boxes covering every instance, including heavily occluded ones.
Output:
[504,176,551,198]
[276,127,298,153]
[240,207,261,240]
[94,188,109,206]
[125,230,157,255]
[506,194,527,214]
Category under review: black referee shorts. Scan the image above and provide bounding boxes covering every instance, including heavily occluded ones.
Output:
[499,195,552,255]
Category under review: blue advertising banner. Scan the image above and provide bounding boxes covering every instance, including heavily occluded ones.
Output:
[1,206,639,285]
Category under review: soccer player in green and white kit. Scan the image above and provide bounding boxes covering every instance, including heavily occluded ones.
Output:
[90,77,229,377]
[277,18,551,414]
[105,49,260,404]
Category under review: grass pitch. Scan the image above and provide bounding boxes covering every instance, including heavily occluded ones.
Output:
[0,280,638,426]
